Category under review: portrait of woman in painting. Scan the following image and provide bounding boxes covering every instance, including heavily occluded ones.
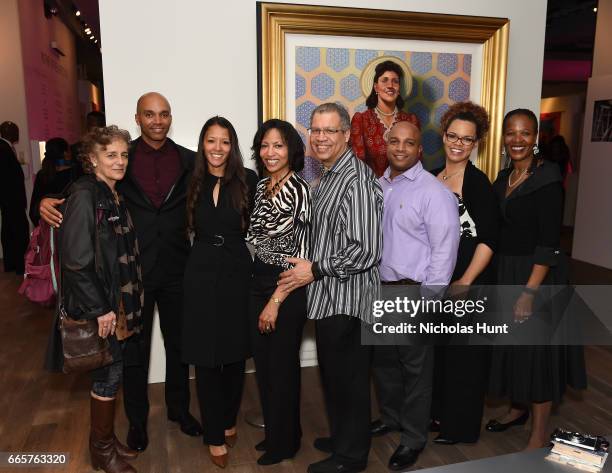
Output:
[350,58,419,177]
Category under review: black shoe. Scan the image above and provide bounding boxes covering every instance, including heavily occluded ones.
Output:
[257,452,294,465]
[126,423,148,452]
[388,445,423,471]
[370,419,399,437]
[433,435,458,445]
[485,411,529,433]
[168,411,203,437]
[255,440,266,452]
[307,456,366,473]
[313,437,333,453]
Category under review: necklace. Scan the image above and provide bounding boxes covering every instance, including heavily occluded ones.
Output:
[508,168,528,188]
[264,170,291,199]
[442,169,464,181]
[375,106,396,117]
[375,107,398,141]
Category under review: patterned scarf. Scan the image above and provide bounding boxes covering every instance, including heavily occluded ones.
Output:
[109,193,143,333]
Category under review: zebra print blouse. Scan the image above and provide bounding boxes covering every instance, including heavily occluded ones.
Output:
[246,173,311,269]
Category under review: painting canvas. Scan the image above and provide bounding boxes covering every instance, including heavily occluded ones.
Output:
[591,99,612,142]
[294,47,472,181]
[258,3,509,181]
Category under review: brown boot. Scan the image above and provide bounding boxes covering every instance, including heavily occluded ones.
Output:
[90,396,137,473]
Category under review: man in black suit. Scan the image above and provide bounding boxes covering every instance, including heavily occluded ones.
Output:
[0,121,29,275]
[40,93,202,451]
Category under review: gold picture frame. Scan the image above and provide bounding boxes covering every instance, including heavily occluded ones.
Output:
[257,2,509,180]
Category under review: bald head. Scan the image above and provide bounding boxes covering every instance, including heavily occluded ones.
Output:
[386,120,422,178]
[135,92,172,149]
[136,92,171,114]
[388,120,421,140]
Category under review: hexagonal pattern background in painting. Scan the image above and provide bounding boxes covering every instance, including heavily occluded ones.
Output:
[295,46,472,180]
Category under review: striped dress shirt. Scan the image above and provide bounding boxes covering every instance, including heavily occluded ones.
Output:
[307,148,383,324]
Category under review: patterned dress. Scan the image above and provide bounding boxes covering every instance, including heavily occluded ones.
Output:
[246,173,310,268]
[350,108,420,177]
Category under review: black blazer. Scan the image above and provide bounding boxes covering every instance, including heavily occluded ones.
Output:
[432,160,499,252]
[0,139,27,210]
[118,137,195,282]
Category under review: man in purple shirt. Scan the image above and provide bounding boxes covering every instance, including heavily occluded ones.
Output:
[370,121,459,471]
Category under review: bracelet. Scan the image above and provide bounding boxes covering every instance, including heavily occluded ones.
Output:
[523,286,538,296]
[271,297,282,305]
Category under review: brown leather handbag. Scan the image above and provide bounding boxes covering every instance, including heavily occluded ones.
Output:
[59,306,113,374]
[57,208,113,374]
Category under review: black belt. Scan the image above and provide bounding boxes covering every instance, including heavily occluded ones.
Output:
[196,234,241,247]
[382,278,420,286]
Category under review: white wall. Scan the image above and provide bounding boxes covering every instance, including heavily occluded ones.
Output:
[99,0,547,155]
[0,0,32,258]
[572,0,612,270]
[99,0,548,382]
[593,0,612,77]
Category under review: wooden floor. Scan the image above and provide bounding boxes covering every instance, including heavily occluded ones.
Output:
[1,254,612,473]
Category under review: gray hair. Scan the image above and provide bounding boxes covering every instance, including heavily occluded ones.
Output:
[310,102,351,131]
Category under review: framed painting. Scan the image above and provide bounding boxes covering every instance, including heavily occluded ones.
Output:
[257,2,509,181]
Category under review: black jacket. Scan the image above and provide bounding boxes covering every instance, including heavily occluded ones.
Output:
[432,160,499,252]
[117,137,195,282]
[0,139,27,209]
[60,175,124,320]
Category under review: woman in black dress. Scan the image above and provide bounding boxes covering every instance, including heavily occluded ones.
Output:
[246,119,311,465]
[431,101,499,444]
[485,109,586,449]
[182,116,258,467]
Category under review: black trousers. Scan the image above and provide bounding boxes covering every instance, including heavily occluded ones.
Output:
[195,361,245,446]
[250,267,306,457]
[431,346,489,442]
[372,345,434,449]
[122,272,190,427]
[316,314,371,466]
[0,205,29,274]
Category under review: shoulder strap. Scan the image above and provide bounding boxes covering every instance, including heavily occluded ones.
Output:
[50,226,59,295]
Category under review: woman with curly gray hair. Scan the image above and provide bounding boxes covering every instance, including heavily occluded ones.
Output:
[46,126,144,473]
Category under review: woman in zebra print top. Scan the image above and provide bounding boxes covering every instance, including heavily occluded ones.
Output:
[246,119,311,465]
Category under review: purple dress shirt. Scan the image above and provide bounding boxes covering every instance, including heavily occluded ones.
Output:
[379,161,460,286]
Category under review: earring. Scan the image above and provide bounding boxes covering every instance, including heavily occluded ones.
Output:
[501,149,506,159]
[92,162,97,168]
[533,144,540,156]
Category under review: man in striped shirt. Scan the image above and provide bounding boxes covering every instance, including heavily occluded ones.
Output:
[280,103,383,473]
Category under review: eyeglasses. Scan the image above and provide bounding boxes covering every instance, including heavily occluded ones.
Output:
[307,128,343,136]
[445,132,477,146]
